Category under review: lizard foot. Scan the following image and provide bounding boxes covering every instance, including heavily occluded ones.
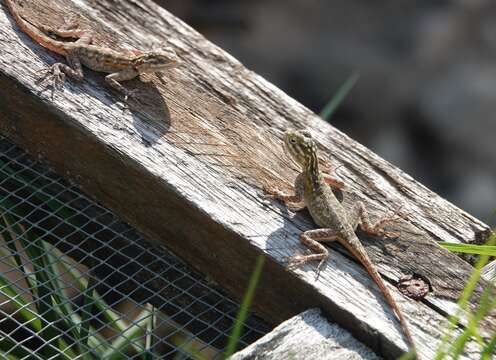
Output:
[362,223,400,239]
[381,206,411,238]
[286,254,327,280]
[123,88,140,102]
[39,63,66,90]
[358,201,412,239]
[61,14,81,31]
[365,207,409,238]
[286,254,319,268]
[263,185,306,211]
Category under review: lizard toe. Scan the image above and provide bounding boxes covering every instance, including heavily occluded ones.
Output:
[123,89,140,102]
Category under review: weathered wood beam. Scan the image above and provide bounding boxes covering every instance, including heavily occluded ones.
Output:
[231,309,381,360]
[0,1,494,359]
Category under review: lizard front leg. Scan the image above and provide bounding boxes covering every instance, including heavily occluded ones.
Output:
[105,68,140,100]
[265,173,306,211]
[320,160,345,190]
[323,174,345,190]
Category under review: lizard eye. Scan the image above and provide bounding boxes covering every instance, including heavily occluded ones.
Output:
[290,138,297,144]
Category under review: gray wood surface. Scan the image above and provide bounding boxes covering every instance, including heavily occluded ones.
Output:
[230,309,381,360]
[0,1,494,359]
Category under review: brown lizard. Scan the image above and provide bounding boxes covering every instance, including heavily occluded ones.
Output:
[5,0,180,99]
[266,129,418,359]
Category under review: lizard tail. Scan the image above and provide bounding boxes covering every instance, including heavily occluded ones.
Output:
[4,0,67,56]
[369,267,418,359]
[346,244,419,359]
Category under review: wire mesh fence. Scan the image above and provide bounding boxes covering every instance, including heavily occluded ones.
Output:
[0,134,270,359]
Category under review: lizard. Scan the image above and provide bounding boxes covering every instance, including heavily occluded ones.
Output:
[265,129,418,359]
[4,0,180,100]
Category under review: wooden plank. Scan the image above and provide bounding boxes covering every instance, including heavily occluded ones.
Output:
[230,308,381,360]
[0,0,494,358]
[482,261,496,284]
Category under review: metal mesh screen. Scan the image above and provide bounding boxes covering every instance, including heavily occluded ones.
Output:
[0,135,270,359]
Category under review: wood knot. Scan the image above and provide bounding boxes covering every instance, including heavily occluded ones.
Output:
[398,273,432,300]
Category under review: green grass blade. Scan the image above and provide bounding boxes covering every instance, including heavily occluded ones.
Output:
[0,273,42,330]
[0,350,21,360]
[79,272,99,359]
[0,212,38,293]
[49,245,110,356]
[59,254,152,357]
[1,161,110,356]
[0,336,35,359]
[224,255,265,358]
[60,256,126,330]
[481,334,496,360]
[448,285,496,357]
[439,242,496,256]
[41,241,100,360]
[144,304,155,360]
[0,212,38,295]
[102,309,153,360]
[1,212,73,358]
[434,233,496,359]
[0,159,97,357]
[1,214,24,271]
[320,72,360,121]
[0,157,74,221]
[397,349,416,360]
[17,234,62,358]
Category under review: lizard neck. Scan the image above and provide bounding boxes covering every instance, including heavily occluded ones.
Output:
[303,151,322,191]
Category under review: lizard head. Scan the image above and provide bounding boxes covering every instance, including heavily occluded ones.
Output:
[133,47,180,73]
[283,130,318,170]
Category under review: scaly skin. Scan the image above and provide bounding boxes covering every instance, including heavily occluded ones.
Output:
[5,0,179,99]
[267,129,417,359]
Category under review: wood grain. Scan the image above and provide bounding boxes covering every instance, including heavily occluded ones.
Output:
[0,0,494,359]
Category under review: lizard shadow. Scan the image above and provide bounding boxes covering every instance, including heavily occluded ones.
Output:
[120,78,172,146]
[41,73,172,146]
[264,202,315,271]
[56,73,172,147]
[46,70,172,146]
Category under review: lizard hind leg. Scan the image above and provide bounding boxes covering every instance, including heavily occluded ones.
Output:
[105,68,140,101]
[354,201,403,238]
[288,228,343,279]
[39,15,93,44]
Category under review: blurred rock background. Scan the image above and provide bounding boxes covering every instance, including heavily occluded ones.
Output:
[158,0,496,224]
